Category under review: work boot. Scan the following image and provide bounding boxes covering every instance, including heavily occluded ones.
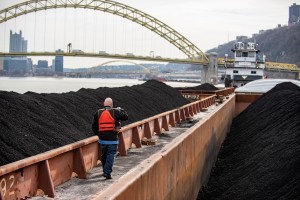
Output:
[103,174,112,179]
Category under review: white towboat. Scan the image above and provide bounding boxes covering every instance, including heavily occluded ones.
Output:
[224,42,266,87]
[223,41,299,88]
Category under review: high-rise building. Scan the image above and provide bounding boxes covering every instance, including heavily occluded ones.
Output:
[289,3,300,25]
[54,49,64,74]
[36,60,53,75]
[4,30,30,75]
[37,60,48,68]
[27,58,33,72]
[6,59,28,75]
[9,30,28,53]
[0,57,4,70]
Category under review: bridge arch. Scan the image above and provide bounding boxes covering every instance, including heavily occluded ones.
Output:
[0,0,209,64]
[89,60,150,73]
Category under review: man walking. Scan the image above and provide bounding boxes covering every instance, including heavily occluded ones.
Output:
[92,97,128,179]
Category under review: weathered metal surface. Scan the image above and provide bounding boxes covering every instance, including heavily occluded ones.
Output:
[180,87,235,102]
[0,136,98,200]
[94,95,235,200]
[117,96,217,156]
[235,93,262,116]
[0,95,219,199]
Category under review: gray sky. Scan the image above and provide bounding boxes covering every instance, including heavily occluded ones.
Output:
[0,0,298,68]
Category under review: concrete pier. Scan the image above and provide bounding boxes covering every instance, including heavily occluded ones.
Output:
[201,53,218,85]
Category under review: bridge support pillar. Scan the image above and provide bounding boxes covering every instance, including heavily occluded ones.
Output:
[201,52,218,85]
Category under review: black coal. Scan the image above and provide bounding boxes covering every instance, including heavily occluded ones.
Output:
[0,80,189,166]
[177,83,219,91]
[198,82,300,199]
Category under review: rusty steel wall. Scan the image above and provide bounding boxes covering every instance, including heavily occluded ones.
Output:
[0,94,221,200]
[95,95,235,200]
[0,137,99,199]
[235,93,262,116]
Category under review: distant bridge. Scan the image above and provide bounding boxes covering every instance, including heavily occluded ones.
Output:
[0,52,202,65]
[88,60,151,74]
[218,58,300,72]
[0,0,209,65]
[64,70,148,78]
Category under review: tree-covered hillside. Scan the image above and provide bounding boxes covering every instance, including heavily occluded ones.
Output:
[207,24,300,67]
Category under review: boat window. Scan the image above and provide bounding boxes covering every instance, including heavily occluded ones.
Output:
[233,70,239,73]
[251,71,256,74]
[249,52,255,57]
[242,52,248,57]
[236,52,242,57]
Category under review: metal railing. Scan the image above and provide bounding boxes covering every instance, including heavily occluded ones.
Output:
[0,95,223,199]
[179,87,235,102]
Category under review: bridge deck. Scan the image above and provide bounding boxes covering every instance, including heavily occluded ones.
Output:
[30,105,217,200]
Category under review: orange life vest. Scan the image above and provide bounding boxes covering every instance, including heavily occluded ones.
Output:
[98,109,116,131]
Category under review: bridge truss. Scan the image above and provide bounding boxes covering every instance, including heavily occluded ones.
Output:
[0,0,209,65]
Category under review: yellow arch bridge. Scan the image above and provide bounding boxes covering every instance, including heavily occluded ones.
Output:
[0,0,209,65]
[0,1,298,76]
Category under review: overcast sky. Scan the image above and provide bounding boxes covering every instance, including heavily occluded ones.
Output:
[0,0,298,68]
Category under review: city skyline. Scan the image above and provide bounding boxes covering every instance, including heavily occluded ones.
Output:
[4,30,64,76]
[0,0,298,68]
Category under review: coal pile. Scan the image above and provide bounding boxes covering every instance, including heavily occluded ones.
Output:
[178,83,219,91]
[0,80,189,166]
[198,82,300,199]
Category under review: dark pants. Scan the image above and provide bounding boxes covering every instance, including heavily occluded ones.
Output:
[100,144,118,176]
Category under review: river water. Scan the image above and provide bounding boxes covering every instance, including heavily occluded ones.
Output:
[0,77,200,94]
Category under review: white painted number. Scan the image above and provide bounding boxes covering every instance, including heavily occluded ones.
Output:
[0,178,6,197]
[0,175,15,198]
[9,175,15,191]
